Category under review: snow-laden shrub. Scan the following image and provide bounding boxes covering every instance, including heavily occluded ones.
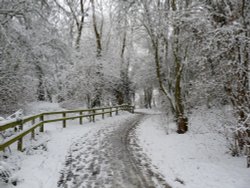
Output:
[25,143,48,155]
[0,162,10,183]
[0,161,17,185]
[24,102,64,115]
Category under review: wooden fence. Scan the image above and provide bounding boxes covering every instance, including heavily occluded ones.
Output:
[0,104,134,152]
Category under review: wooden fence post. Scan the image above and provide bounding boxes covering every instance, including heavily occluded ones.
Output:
[63,112,66,128]
[110,107,112,117]
[131,106,135,113]
[39,114,44,132]
[89,110,92,122]
[17,137,23,151]
[79,111,83,125]
[31,129,35,140]
[102,109,104,119]
[31,119,35,139]
[116,107,118,115]
[92,109,95,122]
[19,120,23,131]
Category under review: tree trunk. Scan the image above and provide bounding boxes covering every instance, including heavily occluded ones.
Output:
[36,64,45,101]
[119,28,131,105]
[90,0,102,57]
[174,56,188,133]
[75,0,85,50]
[172,1,188,133]
[144,87,153,109]
[89,0,104,106]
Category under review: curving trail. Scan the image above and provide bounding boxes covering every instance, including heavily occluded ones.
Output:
[57,114,171,188]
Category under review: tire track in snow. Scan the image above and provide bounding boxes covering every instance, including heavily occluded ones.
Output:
[57,114,171,188]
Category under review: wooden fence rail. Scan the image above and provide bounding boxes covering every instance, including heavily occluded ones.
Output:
[0,104,134,152]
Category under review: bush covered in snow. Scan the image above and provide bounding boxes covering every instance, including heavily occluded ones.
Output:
[0,161,17,186]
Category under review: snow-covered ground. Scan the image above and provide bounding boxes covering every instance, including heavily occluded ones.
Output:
[1,103,250,188]
[136,107,250,188]
[0,102,134,188]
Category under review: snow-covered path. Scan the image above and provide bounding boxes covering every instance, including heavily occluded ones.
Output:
[57,113,170,188]
[2,112,170,188]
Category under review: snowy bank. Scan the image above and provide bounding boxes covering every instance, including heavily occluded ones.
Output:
[136,109,250,188]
